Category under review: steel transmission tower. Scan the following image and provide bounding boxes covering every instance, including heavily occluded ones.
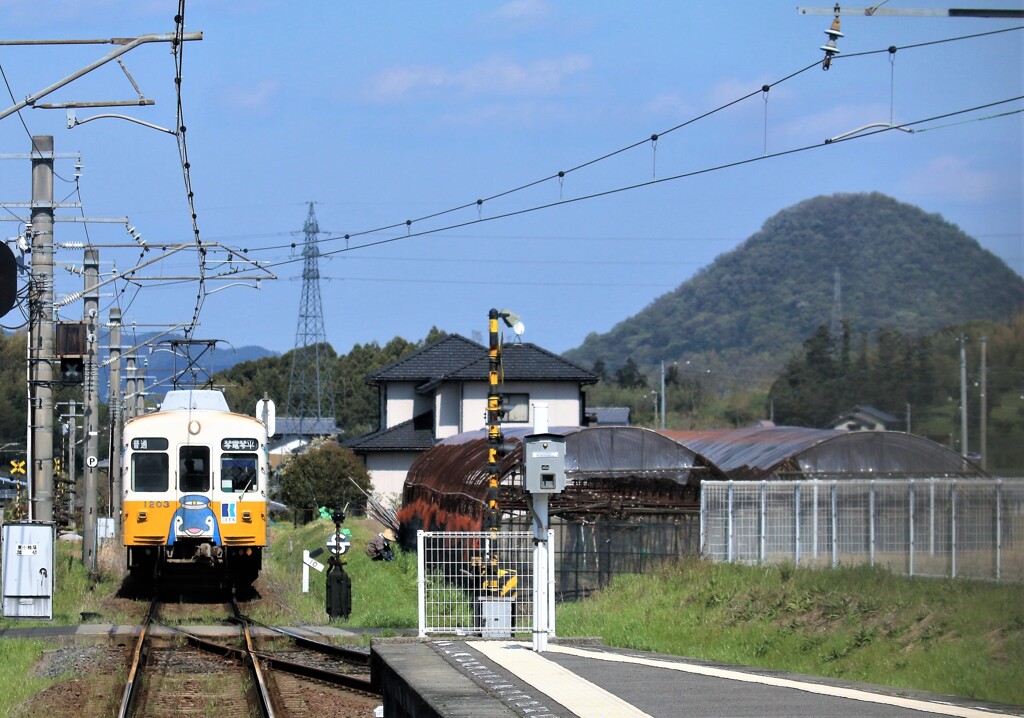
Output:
[285,203,336,433]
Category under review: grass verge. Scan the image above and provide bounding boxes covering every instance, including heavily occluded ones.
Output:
[557,557,1024,706]
[0,638,55,715]
[249,516,419,631]
[1,521,1022,708]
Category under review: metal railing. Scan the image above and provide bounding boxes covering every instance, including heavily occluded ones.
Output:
[417,530,552,637]
[701,478,1024,581]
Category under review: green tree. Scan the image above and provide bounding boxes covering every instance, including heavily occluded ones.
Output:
[278,438,372,512]
[768,324,839,427]
[615,357,648,389]
[0,332,26,442]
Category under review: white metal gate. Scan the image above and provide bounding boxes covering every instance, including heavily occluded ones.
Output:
[417,530,554,637]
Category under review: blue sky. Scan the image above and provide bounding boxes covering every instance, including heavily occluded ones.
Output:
[1,1,1021,366]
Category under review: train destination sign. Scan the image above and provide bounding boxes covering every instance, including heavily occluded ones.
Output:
[130,437,169,451]
[222,438,259,452]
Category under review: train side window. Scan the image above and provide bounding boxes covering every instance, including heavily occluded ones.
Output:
[179,446,210,492]
[132,453,168,492]
[221,454,258,492]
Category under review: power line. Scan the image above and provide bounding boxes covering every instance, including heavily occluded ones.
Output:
[172,3,207,341]
[293,275,676,289]
[242,23,1022,262]
[257,94,1023,272]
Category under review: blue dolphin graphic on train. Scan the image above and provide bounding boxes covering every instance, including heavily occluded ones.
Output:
[166,494,222,545]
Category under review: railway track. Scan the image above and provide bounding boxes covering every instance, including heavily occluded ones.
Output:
[118,597,382,717]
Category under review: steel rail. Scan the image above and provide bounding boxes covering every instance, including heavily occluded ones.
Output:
[234,616,371,666]
[231,597,276,718]
[168,626,378,696]
[251,650,379,695]
[116,597,158,718]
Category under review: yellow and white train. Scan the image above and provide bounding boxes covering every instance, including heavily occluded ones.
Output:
[122,389,269,587]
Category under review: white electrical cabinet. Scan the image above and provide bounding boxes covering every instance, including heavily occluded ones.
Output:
[2,522,55,619]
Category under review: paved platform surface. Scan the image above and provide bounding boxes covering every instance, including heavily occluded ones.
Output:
[373,638,1024,718]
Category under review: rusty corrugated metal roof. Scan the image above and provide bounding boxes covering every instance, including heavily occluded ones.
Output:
[403,426,703,524]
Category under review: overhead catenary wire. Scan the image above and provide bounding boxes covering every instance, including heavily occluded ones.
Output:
[243,22,1023,263]
[171,3,207,341]
[255,94,1023,273]
[3,44,148,337]
[248,60,822,256]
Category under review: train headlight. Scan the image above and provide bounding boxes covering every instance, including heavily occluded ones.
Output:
[242,511,252,522]
[188,419,201,435]
[137,511,147,522]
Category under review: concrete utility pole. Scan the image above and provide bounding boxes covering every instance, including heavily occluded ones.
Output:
[124,354,137,420]
[109,307,122,533]
[83,248,99,570]
[959,334,968,458]
[30,135,55,523]
[136,359,147,416]
[660,361,667,430]
[65,402,76,524]
[980,336,988,471]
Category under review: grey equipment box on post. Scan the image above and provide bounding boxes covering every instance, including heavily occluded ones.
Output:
[523,433,566,494]
[2,522,55,619]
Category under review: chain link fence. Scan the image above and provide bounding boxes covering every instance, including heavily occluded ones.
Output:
[701,479,1024,581]
[417,530,552,637]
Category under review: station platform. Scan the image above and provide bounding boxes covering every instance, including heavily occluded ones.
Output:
[370,637,1023,718]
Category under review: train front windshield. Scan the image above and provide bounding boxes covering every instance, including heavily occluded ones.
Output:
[132,453,168,492]
[179,445,210,492]
[221,454,259,492]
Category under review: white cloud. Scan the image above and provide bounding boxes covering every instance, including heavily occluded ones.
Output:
[901,155,998,203]
[221,79,280,112]
[369,54,591,102]
[781,103,891,142]
[645,92,692,119]
[437,99,581,128]
[487,0,552,25]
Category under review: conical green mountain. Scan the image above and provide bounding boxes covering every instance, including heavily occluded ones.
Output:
[564,192,1024,378]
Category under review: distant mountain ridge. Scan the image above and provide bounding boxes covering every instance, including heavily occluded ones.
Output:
[564,192,1024,379]
[98,335,277,401]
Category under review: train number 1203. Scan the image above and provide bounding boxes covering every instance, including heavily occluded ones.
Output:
[144,501,171,508]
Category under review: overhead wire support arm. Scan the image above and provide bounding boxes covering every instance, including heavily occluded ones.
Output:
[0,32,203,122]
[826,122,914,142]
[66,113,177,135]
[798,7,1024,18]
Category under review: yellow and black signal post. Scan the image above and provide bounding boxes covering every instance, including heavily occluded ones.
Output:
[483,308,507,594]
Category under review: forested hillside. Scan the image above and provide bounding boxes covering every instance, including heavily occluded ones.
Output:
[564,193,1024,382]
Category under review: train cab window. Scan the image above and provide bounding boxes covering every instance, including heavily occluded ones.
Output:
[221,454,258,493]
[131,453,168,492]
[179,446,210,492]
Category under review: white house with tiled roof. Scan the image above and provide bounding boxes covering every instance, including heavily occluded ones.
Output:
[344,334,597,504]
